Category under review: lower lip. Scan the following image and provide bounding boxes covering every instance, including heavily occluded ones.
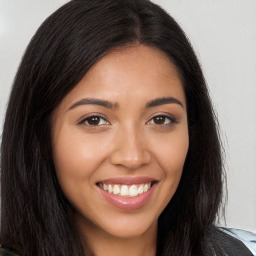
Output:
[98,184,157,211]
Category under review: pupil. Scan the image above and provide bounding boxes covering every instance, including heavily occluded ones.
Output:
[88,116,100,125]
[154,116,165,125]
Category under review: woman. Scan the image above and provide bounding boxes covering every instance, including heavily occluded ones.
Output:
[0,0,255,255]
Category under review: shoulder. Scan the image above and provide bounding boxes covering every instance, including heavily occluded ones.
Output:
[220,227,256,256]
[207,227,255,256]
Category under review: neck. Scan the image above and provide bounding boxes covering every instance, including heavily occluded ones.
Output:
[77,218,157,256]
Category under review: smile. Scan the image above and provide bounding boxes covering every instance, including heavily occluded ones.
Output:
[98,182,152,197]
[97,178,158,210]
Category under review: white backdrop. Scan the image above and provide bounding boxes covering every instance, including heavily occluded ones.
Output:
[0,0,255,231]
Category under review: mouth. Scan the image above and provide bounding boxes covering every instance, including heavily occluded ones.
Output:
[97,182,155,198]
[96,178,158,210]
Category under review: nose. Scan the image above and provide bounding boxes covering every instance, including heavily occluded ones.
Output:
[110,126,152,170]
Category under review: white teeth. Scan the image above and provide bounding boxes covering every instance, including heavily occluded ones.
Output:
[138,185,144,194]
[99,182,153,197]
[113,184,120,195]
[108,184,113,193]
[143,183,149,192]
[120,185,129,196]
[129,185,138,197]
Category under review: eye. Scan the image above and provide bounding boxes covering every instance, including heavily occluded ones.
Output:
[79,115,110,126]
[147,115,177,126]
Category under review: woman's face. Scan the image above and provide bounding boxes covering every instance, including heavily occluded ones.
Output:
[52,45,189,239]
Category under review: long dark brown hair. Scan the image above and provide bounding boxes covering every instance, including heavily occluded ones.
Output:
[1,0,224,255]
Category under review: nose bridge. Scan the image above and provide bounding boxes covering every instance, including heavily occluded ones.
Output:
[110,122,151,169]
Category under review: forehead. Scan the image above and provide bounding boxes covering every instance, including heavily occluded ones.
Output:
[59,45,186,110]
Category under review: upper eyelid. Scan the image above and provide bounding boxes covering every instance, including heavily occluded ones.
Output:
[77,114,110,125]
[146,113,177,123]
[148,118,170,125]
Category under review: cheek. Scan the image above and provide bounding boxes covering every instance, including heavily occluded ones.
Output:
[145,128,189,216]
[52,126,109,192]
[151,128,189,175]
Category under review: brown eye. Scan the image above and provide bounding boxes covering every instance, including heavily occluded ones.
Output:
[153,116,167,125]
[147,115,177,126]
[87,116,101,125]
[81,116,109,126]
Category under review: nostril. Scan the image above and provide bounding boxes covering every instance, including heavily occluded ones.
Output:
[110,147,152,169]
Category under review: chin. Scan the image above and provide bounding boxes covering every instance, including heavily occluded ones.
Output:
[102,219,157,239]
[75,208,158,240]
[105,210,159,238]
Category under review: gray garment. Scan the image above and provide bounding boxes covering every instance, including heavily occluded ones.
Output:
[221,228,256,255]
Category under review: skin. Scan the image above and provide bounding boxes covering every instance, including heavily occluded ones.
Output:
[52,45,189,256]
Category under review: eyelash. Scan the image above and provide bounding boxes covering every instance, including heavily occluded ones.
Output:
[78,115,110,127]
[146,114,178,126]
[78,114,177,128]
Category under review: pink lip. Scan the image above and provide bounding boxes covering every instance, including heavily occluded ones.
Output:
[97,181,157,211]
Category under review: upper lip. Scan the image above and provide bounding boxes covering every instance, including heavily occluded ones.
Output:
[97,176,158,185]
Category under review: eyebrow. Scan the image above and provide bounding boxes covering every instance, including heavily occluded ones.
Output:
[69,98,119,110]
[68,96,183,110]
[146,97,184,108]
